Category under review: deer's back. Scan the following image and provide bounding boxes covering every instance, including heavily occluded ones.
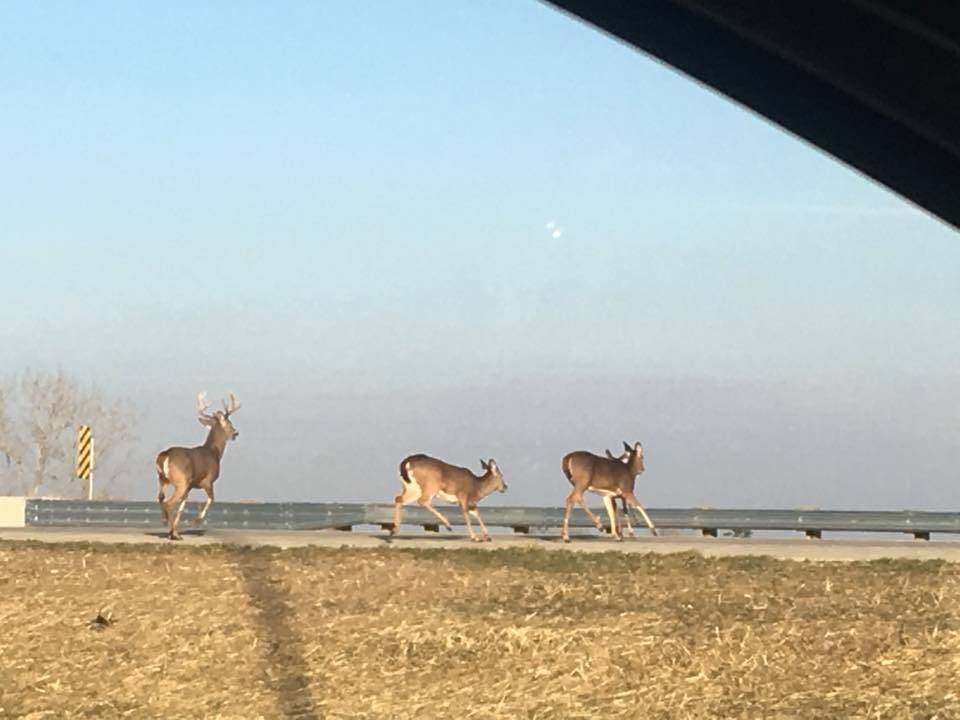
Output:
[159,445,218,483]
[401,454,474,491]
[562,450,628,492]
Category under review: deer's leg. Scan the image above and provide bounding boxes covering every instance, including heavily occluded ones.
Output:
[561,491,574,542]
[576,493,604,531]
[392,481,422,535]
[157,477,169,524]
[623,491,659,537]
[191,486,214,528]
[619,496,635,537]
[460,502,480,542]
[601,495,621,540]
[417,498,453,531]
[562,488,602,542]
[391,501,401,535]
[469,506,491,541]
[164,488,189,540]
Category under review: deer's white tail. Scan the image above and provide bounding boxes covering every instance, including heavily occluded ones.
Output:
[155,452,170,480]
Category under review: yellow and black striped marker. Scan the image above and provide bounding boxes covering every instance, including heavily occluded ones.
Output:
[76,425,93,481]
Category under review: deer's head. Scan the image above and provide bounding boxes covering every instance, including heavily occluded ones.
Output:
[480,458,507,493]
[621,441,645,475]
[197,392,242,440]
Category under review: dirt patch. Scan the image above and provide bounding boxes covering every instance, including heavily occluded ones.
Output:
[1,541,958,719]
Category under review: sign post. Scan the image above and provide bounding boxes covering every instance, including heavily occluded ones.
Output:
[76,425,94,500]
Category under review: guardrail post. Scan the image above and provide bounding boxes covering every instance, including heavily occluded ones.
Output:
[805,529,822,539]
[701,528,718,538]
[379,523,394,533]
[913,531,931,541]
[334,525,353,532]
[423,523,439,533]
[512,526,530,534]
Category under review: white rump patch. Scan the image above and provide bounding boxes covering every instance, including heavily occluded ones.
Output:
[435,490,458,504]
[162,458,170,479]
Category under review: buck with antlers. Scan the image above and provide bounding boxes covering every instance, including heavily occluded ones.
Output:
[156,393,241,540]
[392,454,507,542]
[561,441,658,542]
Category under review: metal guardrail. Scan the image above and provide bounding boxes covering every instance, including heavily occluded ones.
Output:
[21,499,960,539]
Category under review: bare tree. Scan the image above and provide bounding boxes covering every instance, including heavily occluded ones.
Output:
[0,387,26,482]
[0,370,137,498]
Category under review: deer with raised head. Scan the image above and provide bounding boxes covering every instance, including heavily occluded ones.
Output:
[605,447,637,537]
[561,441,658,542]
[156,393,241,540]
[392,454,507,542]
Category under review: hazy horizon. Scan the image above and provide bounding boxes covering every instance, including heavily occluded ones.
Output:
[3,2,958,510]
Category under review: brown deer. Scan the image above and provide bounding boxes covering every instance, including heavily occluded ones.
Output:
[156,393,241,540]
[392,454,507,542]
[605,447,636,537]
[561,441,658,542]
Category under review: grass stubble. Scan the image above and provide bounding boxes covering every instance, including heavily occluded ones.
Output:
[0,540,958,719]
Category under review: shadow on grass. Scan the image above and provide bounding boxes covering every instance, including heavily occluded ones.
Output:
[228,544,324,720]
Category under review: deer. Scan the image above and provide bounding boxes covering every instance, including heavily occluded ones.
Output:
[605,447,637,538]
[560,441,658,542]
[392,454,507,542]
[155,392,241,540]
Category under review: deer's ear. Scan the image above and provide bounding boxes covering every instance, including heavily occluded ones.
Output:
[198,416,214,427]
[488,459,498,471]
[623,441,632,452]
[635,442,643,453]
[480,459,489,470]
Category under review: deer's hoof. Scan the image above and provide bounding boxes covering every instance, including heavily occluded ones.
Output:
[483,536,492,543]
[471,536,482,543]
[561,536,571,544]
[169,533,183,541]
[190,519,203,529]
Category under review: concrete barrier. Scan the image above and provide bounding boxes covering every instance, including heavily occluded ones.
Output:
[0,497,26,528]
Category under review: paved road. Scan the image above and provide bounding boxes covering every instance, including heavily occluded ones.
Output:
[3,526,960,561]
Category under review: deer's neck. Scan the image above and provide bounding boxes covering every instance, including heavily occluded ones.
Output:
[203,426,228,460]
[473,471,499,501]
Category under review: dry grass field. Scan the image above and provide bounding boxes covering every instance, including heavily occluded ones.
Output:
[1,540,959,719]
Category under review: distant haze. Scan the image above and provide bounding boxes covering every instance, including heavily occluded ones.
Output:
[2,2,958,509]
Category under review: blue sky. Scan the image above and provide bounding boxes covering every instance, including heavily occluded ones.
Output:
[2,2,958,509]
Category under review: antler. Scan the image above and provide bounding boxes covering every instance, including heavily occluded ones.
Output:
[222,392,242,416]
[196,392,214,420]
